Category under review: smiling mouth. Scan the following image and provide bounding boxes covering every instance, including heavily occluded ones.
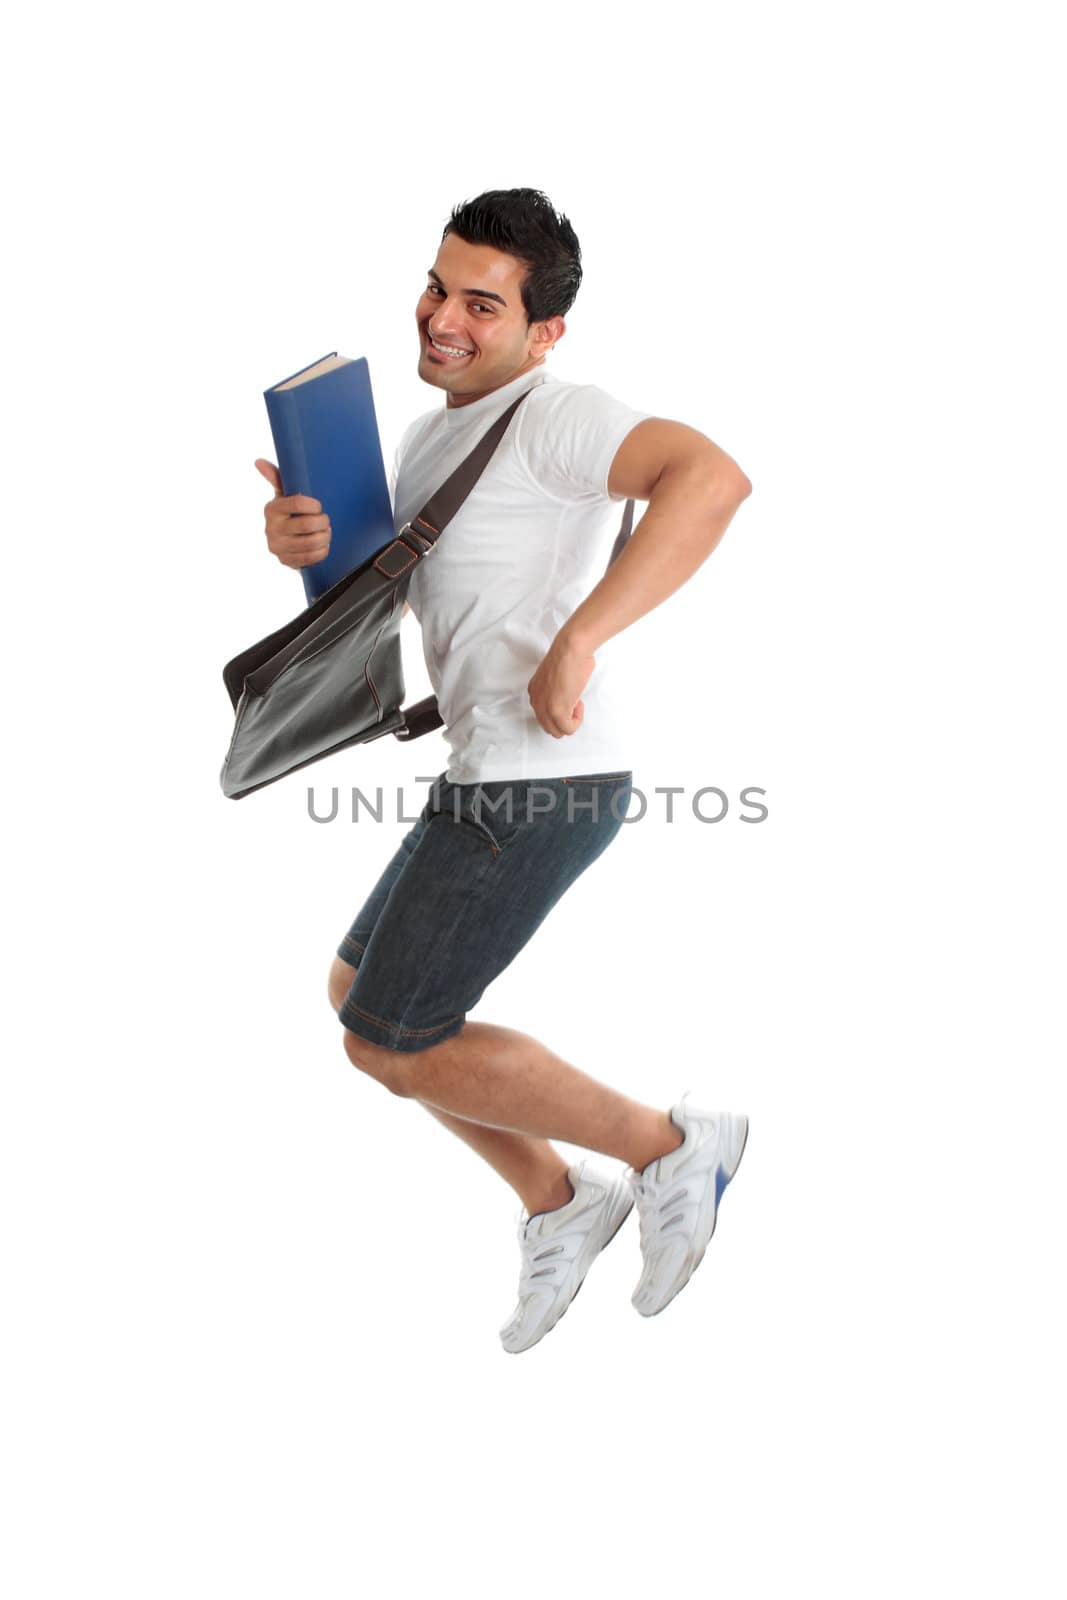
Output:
[425,329,474,359]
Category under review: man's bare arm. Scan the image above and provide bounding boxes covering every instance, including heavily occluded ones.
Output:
[564,417,752,654]
[525,418,751,738]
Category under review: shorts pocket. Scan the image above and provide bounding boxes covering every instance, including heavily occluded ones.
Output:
[464,781,526,854]
[430,778,521,858]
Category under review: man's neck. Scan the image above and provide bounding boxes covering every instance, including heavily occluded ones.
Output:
[445,357,546,409]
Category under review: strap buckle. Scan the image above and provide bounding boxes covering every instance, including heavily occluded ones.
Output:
[373,537,419,579]
[400,519,438,553]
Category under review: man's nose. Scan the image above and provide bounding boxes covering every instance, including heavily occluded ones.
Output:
[427,297,466,334]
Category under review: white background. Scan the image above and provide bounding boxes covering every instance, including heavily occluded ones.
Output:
[4,1,1064,1594]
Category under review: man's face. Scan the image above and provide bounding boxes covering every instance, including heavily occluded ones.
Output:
[415,232,565,407]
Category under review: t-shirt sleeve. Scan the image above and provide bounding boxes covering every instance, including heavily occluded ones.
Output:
[388,415,427,509]
[516,383,653,503]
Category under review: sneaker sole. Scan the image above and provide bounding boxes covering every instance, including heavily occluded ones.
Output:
[501,1184,635,1354]
[634,1113,749,1319]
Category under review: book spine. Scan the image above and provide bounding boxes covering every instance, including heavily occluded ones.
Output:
[291,406,316,605]
[264,390,311,499]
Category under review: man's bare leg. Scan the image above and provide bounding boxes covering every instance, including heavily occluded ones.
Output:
[330,947,682,1174]
[329,958,577,1216]
[351,1021,683,1171]
[419,1104,577,1216]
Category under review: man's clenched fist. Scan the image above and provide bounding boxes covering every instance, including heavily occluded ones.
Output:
[255,458,332,570]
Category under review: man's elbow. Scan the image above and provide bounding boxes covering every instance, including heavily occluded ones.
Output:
[711,465,752,507]
[726,457,753,501]
[694,448,752,506]
[659,449,752,509]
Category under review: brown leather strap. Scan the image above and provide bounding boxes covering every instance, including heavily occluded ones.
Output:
[407,390,531,546]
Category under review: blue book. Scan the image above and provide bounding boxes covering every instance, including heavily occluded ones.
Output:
[264,353,396,605]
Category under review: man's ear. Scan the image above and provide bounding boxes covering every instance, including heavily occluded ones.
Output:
[531,315,566,355]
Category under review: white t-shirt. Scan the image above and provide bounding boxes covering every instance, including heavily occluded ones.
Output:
[388,364,651,783]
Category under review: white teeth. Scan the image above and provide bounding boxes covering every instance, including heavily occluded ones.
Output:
[429,334,472,357]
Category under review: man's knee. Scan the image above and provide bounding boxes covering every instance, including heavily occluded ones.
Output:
[328,955,357,1013]
[341,1026,414,1096]
[329,953,431,1097]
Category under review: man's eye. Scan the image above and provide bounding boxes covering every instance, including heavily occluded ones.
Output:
[425,286,492,314]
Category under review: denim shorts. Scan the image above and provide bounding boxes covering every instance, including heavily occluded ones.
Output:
[335,769,634,1053]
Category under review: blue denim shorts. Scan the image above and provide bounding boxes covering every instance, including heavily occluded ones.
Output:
[335,769,633,1053]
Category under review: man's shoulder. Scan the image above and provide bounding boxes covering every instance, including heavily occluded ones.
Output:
[514,374,641,441]
[390,406,442,481]
[398,405,439,453]
[517,374,653,500]
[524,373,619,410]
[522,374,651,441]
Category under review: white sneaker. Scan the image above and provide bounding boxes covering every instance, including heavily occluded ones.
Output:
[499,1160,634,1354]
[626,1093,749,1318]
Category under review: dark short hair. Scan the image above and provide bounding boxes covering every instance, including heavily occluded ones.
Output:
[442,188,582,325]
